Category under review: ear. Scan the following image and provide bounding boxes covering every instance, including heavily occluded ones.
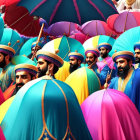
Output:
[32,76,36,80]
[78,60,81,65]
[129,60,132,67]
[5,55,10,61]
[107,49,109,53]
[48,63,54,71]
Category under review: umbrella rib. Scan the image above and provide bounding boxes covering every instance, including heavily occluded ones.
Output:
[103,0,118,12]
[73,0,81,24]
[88,0,106,21]
[49,0,62,25]
[9,12,29,27]
[123,11,129,32]
[31,0,47,14]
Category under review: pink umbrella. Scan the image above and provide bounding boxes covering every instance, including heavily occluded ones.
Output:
[69,32,90,44]
[79,20,117,38]
[107,11,140,34]
[0,88,5,105]
[81,89,140,140]
[46,21,80,37]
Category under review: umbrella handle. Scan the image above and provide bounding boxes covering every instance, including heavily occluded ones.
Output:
[31,23,44,60]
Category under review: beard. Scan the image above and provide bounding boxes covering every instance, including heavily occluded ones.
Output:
[15,83,24,92]
[37,65,48,78]
[135,57,140,63]
[69,63,79,73]
[0,57,6,68]
[117,64,130,79]
[100,52,108,58]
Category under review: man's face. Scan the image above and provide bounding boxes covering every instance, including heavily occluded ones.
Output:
[0,53,6,68]
[116,58,130,79]
[37,58,48,77]
[100,47,108,58]
[85,53,95,66]
[16,71,32,92]
[135,49,140,63]
[69,57,79,73]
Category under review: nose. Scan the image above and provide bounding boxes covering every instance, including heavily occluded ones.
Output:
[16,77,23,84]
[117,62,121,68]
[36,64,40,69]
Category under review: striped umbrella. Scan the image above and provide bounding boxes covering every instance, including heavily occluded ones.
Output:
[1,78,92,140]
[65,67,101,105]
[42,36,85,62]
[81,89,140,140]
[83,35,116,56]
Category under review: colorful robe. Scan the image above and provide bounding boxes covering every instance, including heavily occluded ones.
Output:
[0,63,15,92]
[109,68,140,112]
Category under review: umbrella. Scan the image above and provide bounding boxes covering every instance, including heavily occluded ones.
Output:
[1,77,92,140]
[110,26,140,56]
[65,67,101,104]
[81,89,140,140]
[3,2,48,37]
[69,32,90,44]
[55,61,70,82]
[107,11,140,34]
[0,28,24,55]
[83,35,116,56]
[18,0,118,25]
[19,37,50,57]
[80,20,117,37]
[0,126,5,140]
[42,36,85,62]
[0,88,5,105]
[46,21,80,37]
[0,16,4,41]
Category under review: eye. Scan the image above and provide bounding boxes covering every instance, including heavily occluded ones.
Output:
[16,75,19,79]
[21,75,28,79]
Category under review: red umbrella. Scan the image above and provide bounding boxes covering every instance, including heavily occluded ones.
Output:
[1,0,48,37]
[107,11,140,34]
[79,20,118,38]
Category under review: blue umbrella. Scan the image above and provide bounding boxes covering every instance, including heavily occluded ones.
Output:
[18,0,118,25]
[110,26,140,56]
[1,78,92,140]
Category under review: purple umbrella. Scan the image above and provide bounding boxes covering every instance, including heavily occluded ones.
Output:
[81,89,140,140]
[46,21,80,37]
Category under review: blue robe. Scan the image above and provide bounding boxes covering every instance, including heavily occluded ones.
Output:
[109,68,140,112]
[91,64,110,86]
[0,63,15,92]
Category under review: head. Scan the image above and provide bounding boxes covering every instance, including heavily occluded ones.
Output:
[36,50,63,77]
[69,56,81,73]
[99,47,109,58]
[116,58,132,79]
[0,52,11,68]
[15,71,36,92]
[85,53,97,66]
[134,49,140,63]
[98,43,112,58]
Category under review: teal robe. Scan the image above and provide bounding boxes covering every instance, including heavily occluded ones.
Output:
[0,63,15,92]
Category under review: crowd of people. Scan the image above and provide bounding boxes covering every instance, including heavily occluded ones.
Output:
[0,0,140,140]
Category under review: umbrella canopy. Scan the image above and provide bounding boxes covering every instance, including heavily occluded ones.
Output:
[1,77,92,140]
[0,88,5,105]
[0,28,24,55]
[110,26,140,56]
[107,11,140,34]
[3,2,48,37]
[0,16,4,41]
[83,35,116,56]
[81,89,140,140]
[18,0,118,25]
[69,32,90,44]
[80,20,117,37]
[46,21,80,37]
[55,61,70,82]
[65,67,101,104]
[42,36,85,62]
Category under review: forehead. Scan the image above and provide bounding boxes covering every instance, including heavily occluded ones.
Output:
[100,47,106,50]
[86,52,94,57]
[37,58,46,62]
[135,49,140,53]
[116,58,127,62]
[69,56,77,60]
[16,71,30,76]
[0,52,4,56]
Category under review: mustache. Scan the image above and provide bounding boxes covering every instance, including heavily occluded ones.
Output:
[16,83,24,87]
